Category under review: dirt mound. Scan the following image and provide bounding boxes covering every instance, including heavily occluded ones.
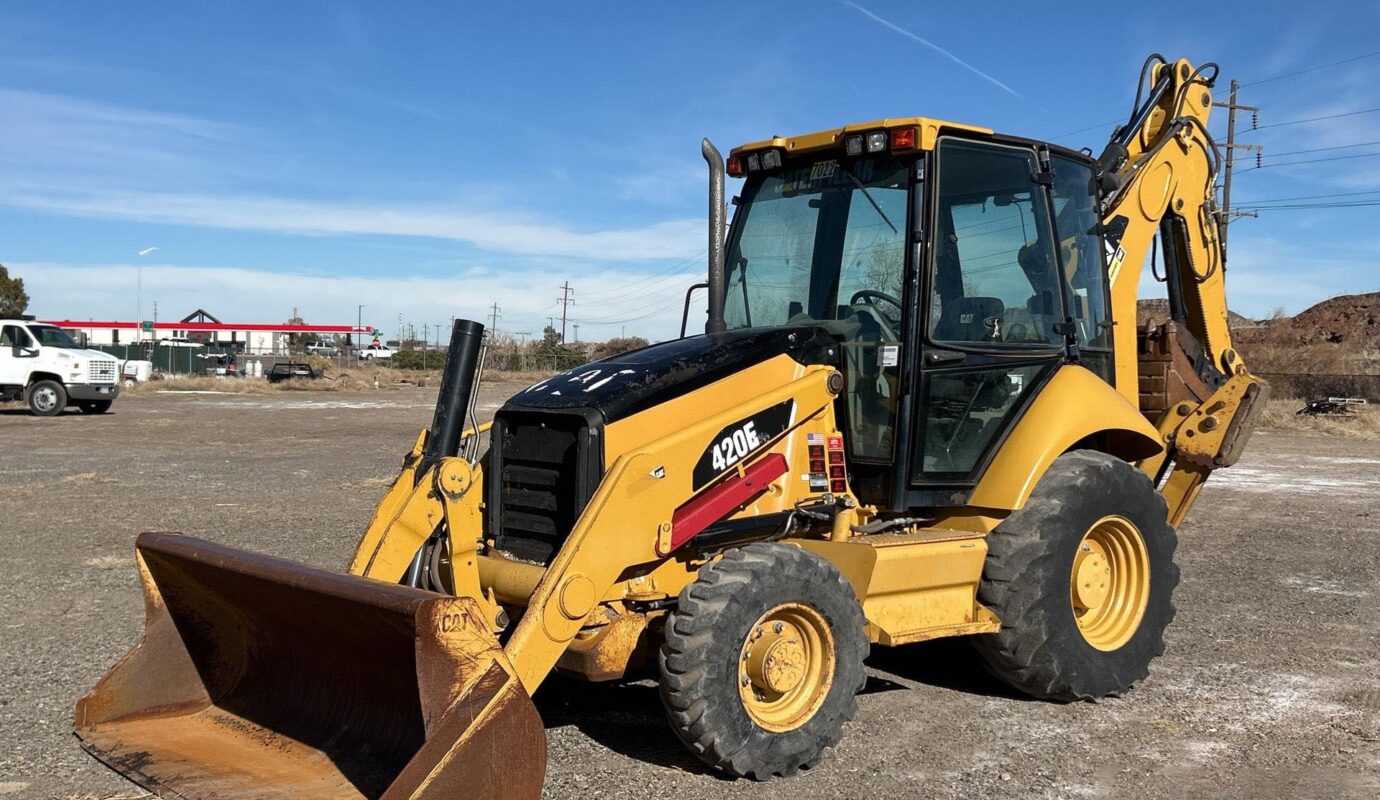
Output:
[1135,299,1255,328]
[1287,291,1380,346]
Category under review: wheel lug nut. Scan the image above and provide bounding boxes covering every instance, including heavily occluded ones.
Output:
[741,674,750,686]
[773,621,784,634]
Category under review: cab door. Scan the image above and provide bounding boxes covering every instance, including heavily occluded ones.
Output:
[907,138,1068,491]
[1,324,36,385]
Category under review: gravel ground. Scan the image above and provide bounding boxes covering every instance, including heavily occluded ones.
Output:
[1,385,1377,799]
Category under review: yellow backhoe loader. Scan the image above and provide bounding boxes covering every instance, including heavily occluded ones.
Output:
[77,54,1266,798]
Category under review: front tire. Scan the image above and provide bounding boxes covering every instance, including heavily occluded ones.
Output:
[973,450,1178,701]
[27,380,67,417]
[659,543,868,780]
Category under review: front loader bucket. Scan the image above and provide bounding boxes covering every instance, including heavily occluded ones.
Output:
[74,532,545,800]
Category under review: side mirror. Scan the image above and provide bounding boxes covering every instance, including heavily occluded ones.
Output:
[15,346,39,358]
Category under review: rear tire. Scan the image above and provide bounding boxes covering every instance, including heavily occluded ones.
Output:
[973,450,1178,701]
[659,543,867,780]
[27,380,67,417]
[78,400,113,414]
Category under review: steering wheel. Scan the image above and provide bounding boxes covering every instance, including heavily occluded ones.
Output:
[849,289,902,327]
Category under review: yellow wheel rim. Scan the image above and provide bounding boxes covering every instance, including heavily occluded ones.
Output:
[737,603,835,732]
[1070,515,1150,651]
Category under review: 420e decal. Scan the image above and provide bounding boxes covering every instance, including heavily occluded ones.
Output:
[691,400,795,489]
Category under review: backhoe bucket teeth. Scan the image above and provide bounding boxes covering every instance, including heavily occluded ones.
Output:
[74,532,546,800]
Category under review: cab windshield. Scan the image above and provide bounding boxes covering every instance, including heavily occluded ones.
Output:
[723,154,909,333]
[29,325,81,348]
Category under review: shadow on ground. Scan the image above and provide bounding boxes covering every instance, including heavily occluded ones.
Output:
[531,636,1033,776]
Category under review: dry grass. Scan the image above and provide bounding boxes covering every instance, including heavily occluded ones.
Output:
[1256,398,1380,439]
[123,376,287,395]
[83,555,129,570]
[121,366,549,396]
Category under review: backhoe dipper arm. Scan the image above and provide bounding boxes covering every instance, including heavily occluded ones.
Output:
[1095,55,1265,525]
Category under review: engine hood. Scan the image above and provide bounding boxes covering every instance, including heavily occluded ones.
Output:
[49,348,114,363]
[502,326,838,424]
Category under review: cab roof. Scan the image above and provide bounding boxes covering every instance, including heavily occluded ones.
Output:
[731,116,993,157]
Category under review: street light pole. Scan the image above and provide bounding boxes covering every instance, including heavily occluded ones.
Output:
[136,247,159,343]
[357,304,365,349]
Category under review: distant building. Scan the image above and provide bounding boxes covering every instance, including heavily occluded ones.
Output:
[44,309,368,355]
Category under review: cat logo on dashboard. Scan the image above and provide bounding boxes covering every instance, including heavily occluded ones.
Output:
[691,399,795,490]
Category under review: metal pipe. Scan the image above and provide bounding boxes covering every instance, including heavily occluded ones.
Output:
[420,318,485,478]
[701,138,727,335]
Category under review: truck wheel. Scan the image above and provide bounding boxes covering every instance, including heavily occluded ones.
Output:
[973,450,1178,701]
[659,543,867,780]
[27,380,67,417]
[78,400,113,415]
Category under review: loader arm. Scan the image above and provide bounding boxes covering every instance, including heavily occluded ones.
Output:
[1096,55,1266,524]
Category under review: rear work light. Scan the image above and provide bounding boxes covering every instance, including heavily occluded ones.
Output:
[844,135,864,156]
[890,127,917,151]
[746,153,761,172]
[761,149,782,169]
[865,131,887,153]
[727,156,744,177]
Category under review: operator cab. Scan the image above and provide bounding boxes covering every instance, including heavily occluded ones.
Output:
[723,120,1114,508]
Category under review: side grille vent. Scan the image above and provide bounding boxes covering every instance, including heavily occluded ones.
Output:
[488,411,601,564]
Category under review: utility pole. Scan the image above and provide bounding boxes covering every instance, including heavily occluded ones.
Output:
[489,302,501,335]
[515,331,530,346]
[1213,79,1261,260]
[356,305,364,348]
[556,281,574,343]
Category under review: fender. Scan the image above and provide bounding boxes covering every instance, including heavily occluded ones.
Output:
[969,365,1163,512]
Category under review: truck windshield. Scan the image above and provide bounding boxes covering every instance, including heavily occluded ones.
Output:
[723,154,909,331]
[29,325,81,348]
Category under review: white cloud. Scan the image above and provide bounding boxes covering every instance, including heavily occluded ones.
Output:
[1,185,703,260]
[0,87,705,261]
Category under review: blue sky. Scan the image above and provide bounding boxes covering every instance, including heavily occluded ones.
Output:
[2,1,1377,341]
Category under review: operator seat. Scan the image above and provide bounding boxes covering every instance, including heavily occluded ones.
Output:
[935,297,1004,343]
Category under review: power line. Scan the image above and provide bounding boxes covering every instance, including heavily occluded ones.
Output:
[1047,119,1120,139]
[1048,48,1380,141]
[1242,50,1380,88]
[1243,106,1380,132]
[1257,139,1380,159]
[1239,200,1380,211]
[1238,150,1380,172]
[1238,189,1380,205]
[576,249,708,303]
[577,270,702,308]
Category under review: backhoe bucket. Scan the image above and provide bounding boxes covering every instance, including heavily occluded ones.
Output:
[74,532,546,800]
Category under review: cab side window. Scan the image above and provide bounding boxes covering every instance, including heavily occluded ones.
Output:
[1049,155,1113,381]
[2,325,33,349]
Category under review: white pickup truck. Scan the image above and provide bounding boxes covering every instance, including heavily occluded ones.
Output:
[0,316,121,416]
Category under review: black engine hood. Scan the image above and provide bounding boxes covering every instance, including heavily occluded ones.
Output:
[501,326,839,424]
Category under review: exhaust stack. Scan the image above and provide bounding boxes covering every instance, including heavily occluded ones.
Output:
[420,319,485,476]
[702,138,727,335]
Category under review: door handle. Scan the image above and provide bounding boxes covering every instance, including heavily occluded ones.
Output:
[925,349,966,366]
